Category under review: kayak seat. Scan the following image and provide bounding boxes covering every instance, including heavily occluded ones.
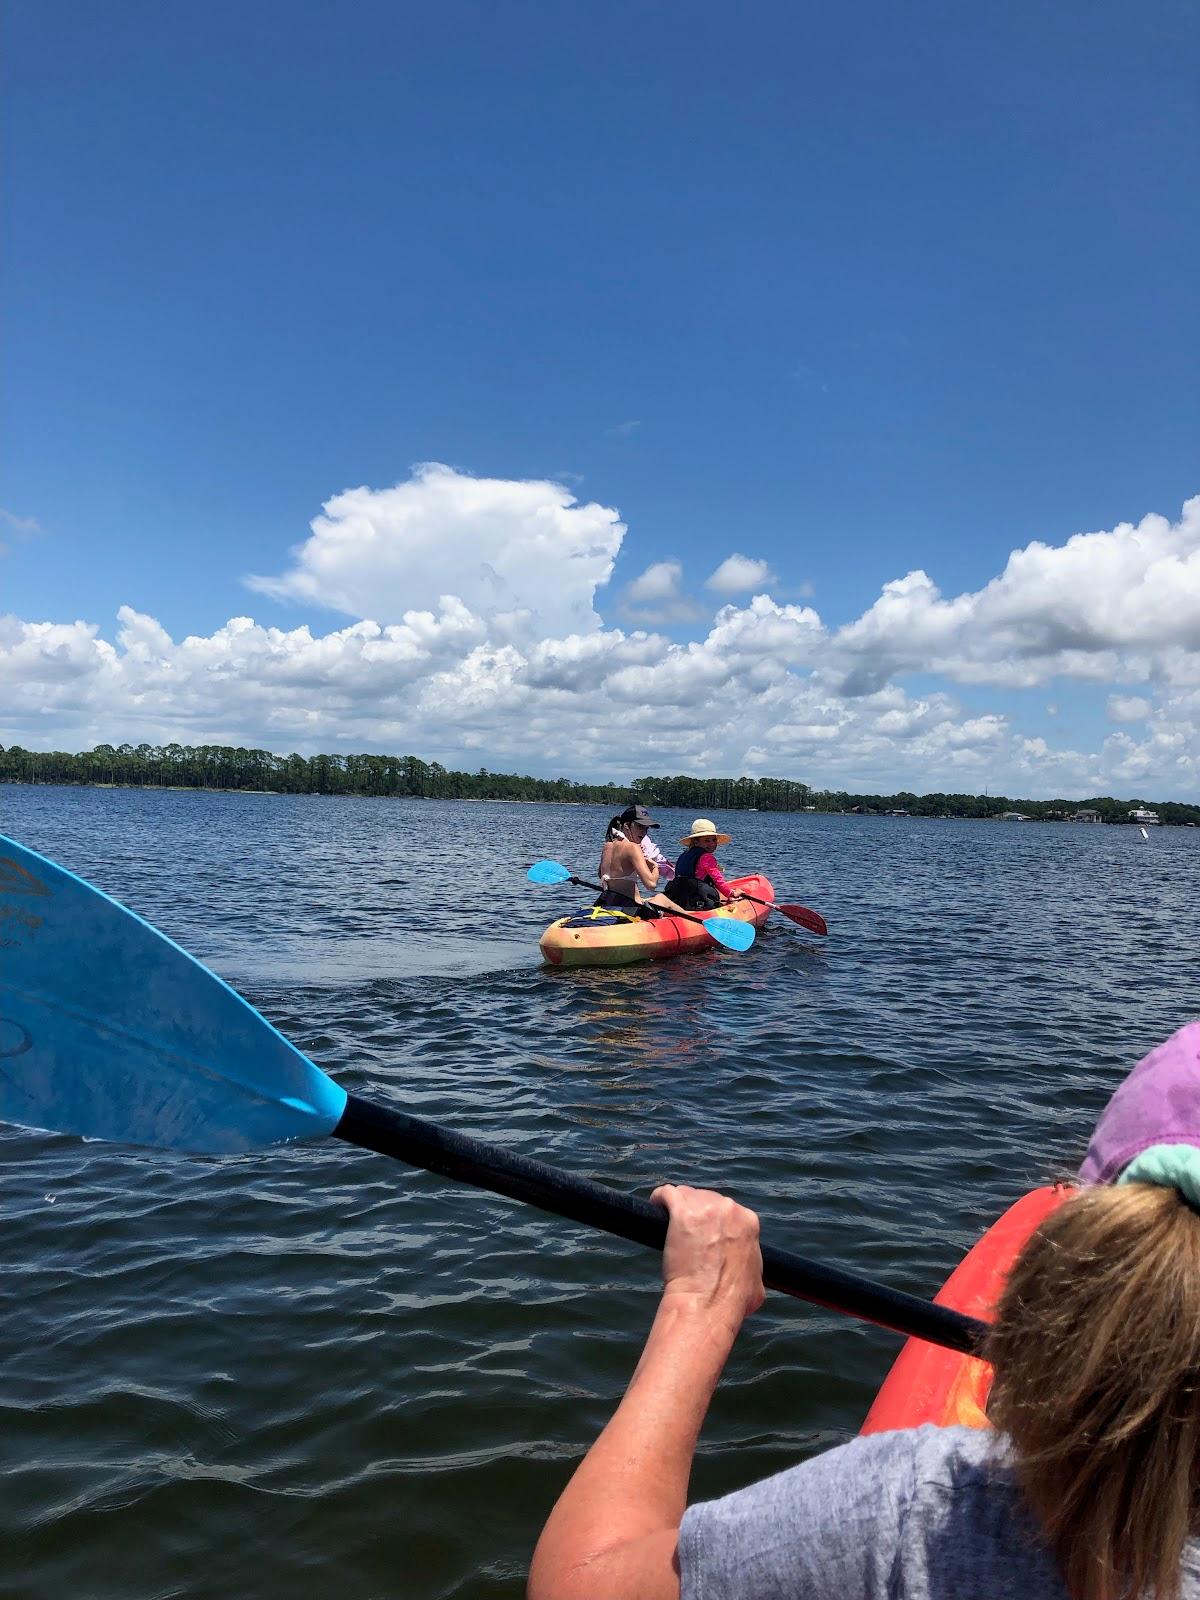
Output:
[560,907,639,928]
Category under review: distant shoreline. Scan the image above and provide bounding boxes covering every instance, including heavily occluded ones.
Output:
[3,743,1195,822]
[3,776,1195,825]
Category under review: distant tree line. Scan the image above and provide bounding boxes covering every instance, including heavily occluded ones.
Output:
[0,743,630,803]
[1,743,1197,824]
[813,789,1200,826]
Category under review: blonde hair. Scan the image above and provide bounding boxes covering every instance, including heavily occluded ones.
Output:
[986,1183,1200,1600]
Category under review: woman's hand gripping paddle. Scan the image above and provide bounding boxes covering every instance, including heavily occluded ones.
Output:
[734,886,828,938]
[0,833,982,1356]
[527,860,756,952]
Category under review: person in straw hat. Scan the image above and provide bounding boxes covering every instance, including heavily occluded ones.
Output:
[664,819,735,912]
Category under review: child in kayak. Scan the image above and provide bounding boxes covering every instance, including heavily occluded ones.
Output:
[664,819,735,911]
[529,1020,1200,1600]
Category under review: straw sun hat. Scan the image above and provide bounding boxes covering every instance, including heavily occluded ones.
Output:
[680,818,732,847]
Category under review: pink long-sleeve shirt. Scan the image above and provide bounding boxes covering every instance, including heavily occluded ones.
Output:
[690,851,732,897]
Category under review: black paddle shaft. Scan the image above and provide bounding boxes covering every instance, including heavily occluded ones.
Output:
[333,1094,986,1356]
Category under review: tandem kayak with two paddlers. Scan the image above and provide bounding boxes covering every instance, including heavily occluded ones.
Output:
[538,873,776,967]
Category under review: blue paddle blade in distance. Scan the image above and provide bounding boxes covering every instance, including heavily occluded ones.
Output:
[705,915,756,952]
[0,835,347,1154]
[527,860,573,885]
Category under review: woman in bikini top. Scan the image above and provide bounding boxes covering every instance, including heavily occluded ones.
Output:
[596,811,674,913]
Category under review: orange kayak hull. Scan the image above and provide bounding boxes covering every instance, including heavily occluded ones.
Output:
[539,874,775,967]
[861,1185,1072,1433]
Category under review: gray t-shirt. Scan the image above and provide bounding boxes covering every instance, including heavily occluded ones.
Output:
[679,1424,1200,1599]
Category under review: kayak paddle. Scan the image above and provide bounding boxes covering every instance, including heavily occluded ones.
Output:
[734,887,828,937]
[527,860,756,952]
[0,833,983,1356]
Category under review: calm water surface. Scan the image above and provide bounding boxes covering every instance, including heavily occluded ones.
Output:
[2,785,1197,1598]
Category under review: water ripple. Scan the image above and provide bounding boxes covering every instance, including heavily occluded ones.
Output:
[3,787,1198,1597]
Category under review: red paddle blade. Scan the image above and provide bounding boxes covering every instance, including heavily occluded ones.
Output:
[778,903,828,936]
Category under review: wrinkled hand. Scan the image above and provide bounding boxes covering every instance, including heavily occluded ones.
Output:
[650,1184,765,1330]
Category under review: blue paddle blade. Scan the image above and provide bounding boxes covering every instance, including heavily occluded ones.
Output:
[527,860,573,885]
[705,915,756,952]
[0,835,347,1154]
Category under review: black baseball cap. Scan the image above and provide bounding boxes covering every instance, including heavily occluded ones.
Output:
[621,803,660,828]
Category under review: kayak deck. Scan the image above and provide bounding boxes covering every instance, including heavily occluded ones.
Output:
[861,1185,1072,1433]
[539,874,775,967]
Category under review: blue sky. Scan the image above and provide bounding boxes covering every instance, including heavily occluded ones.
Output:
[4,0,1199,796]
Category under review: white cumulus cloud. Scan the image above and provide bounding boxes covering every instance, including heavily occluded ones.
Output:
[6,481,1200,799]
[833,497,1200,692]
[246,462,625,639]
[1107,695,1153,723]
[706,554,777,594]
[620,558,703,624]
[625,560,683,603]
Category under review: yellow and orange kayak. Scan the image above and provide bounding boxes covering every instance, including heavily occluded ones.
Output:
[861,1184,1071,1433]
[539,874,775,968]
